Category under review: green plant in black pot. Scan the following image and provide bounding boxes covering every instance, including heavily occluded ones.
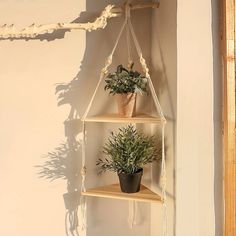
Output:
[97,125,161,193]
[104,64,148,118]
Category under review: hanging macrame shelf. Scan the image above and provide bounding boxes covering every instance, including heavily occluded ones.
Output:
[82,184,162,203]
[78,3,168,234]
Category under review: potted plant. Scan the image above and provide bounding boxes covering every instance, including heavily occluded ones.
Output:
[104,64,148,118]
[96,125,161,193]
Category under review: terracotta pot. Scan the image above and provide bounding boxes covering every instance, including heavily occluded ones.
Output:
[115,93,137,118]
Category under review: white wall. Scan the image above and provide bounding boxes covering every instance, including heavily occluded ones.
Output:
[176,0,218,235]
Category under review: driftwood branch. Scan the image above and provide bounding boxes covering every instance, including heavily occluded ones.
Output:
[0,2,159,39]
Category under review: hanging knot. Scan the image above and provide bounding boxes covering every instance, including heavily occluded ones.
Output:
[162,118,167,124]
[139,55,150,77]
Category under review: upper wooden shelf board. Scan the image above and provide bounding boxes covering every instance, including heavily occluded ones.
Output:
[82,183,162,203]
[82,113,164,124]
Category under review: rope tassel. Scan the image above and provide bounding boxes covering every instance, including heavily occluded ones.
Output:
[128,201,138,229]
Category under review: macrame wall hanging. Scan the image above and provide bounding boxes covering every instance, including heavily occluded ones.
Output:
[1,1,168,236]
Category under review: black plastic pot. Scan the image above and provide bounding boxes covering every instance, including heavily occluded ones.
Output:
[118,169,143,193]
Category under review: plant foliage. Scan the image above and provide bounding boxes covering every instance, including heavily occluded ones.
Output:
[104,64,148,95]
[97,125,161,174]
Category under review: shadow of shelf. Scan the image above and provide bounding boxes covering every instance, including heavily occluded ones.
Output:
[82,183,162,203]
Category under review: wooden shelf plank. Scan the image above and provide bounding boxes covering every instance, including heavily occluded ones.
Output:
[82,184,162,203]
[83,113,163,124]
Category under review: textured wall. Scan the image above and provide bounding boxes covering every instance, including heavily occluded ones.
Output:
[176,0,218,235]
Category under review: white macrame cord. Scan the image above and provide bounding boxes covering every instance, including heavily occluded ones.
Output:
[80,3,168,235]
[79,121,87,230]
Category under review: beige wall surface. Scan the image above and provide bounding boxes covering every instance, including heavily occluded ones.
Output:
[0,1,85,235]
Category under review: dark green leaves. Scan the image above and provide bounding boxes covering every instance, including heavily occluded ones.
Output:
[104,64,148,95]
[96,125,161,175]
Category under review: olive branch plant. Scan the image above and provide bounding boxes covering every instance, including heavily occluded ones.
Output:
[104,64,148,95]
[97,125,162,175]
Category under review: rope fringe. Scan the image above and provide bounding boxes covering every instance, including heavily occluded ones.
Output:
[128,201,138,229]
[161,124,168,236]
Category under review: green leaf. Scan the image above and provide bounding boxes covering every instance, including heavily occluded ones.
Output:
[96,125,162,174]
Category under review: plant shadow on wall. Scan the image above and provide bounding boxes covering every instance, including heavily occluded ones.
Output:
[36,120,83,236]
[32,2,120,234]
[35,7,111,235]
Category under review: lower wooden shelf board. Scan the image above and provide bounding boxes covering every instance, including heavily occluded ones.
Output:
[82,183,162,203]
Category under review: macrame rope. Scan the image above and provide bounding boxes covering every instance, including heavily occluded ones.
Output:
[148,78,165,120]
[128,200,138,228]
[125,1,133,68]
[127,17,165,121]
[126,24,132,68]
[82,11,128,120]
[161,123,168,236]
[127,123,138,229]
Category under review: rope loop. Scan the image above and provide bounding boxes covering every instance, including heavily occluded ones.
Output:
[81,4,168,234]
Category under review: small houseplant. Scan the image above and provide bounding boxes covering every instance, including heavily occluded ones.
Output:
[104,64,148,118]
[97,125,161,193]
